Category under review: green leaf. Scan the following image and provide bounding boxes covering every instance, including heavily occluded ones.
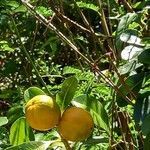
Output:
[121,45,143,60]
[142,114,150,135]
[56,76,78,110]
[76,2,99,12]
[24,87,46,102]
[14,5,27,13]
[5,141,52,150]
[0,117,8,126]
[115,13,138,51]
[72,95,110,133]
[90,100,110,134]
[63,66,82,75]
[2,60,17,75]
[119,60,136,75]
[120,32,143,46]
[144,133,150,150]
[9,117,34,146]
[133,91,150,124]
[7,106,24,125]
[116,73,145,107]
[5,1,19,8]
[72,94,89,109]
[138,48,150,64]
[36,6,53,17]
[2,45,14,51]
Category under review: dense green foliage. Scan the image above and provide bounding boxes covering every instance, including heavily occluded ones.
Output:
[0,0,150,149]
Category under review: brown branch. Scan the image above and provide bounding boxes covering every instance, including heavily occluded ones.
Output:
[21,0,134,105]
[106,51,137,100]
[53,9,91,34]
[97,0,117,60]
[122,0,134,13]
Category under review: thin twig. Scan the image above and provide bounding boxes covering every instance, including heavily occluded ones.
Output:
[122,0,134,13]
[97,0,117,60]
[54,1,84,72]
[11,15,53,97]
[21,0,134,105]
[117,112,129,150]
[110,93,116,148]
[106,53,137,100]
[53,8,91,34]
[73,0,104,54]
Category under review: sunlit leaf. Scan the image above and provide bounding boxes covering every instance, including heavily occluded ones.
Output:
[90,100,110,133]
[5,141,52,150]
[0,40,14,52]
[63,66,82,75]
[9,117,34,146]
[115,13,138,50]
[5,1,19,8]
[56,76,78,110]
[14,5,27,13]
[24,87,46,102]
[0,117,8,127]
[120,33,143,46]
[121,45,143,60]
[76,2,99,12]
[36,6,53,17]
[118,60,137,75]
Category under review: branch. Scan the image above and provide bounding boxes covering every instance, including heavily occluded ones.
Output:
[21,0,134,105]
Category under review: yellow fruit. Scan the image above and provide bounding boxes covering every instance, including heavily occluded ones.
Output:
[58,107,94,141]
[25,95,61,131]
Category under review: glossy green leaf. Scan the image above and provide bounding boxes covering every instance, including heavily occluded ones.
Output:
[115,13,138,51]
[9,117,34,146]
[138,48,150,64]
[72,95,110,133]
[24,87,46,102]
[90,100,110,133]
[121,45,143,60]
[0,117,8,126]
[116,73,145,107]
[120,32,143,46]
[72,94,89,109]
[56,76,78,110]
[119,61,143,75]
[5,141,52,150]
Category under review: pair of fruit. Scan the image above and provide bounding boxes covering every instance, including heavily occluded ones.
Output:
[25,95,94,142]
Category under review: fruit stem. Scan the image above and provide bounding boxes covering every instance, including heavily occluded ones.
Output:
[58,132,71,150]
[61,138,72,150]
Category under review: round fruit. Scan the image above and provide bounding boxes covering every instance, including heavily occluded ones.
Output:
[58,107,94,141]
[25,95,61,131]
